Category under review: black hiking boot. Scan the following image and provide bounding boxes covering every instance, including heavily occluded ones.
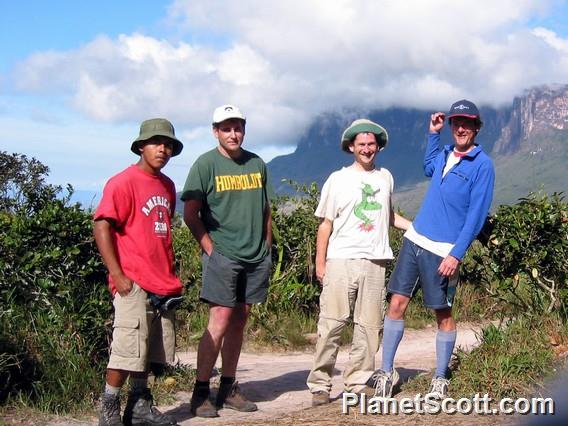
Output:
[123,388,177,425]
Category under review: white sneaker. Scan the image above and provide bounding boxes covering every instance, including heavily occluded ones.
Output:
[428,377,450,399]
[367,369,399,398]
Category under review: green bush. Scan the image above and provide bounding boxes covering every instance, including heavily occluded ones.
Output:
[269,180,321,313]
[469,192,568,317]
[0,151,109,410]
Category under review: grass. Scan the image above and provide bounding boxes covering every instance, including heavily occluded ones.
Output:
[146,363,196,406]
[401,316,567,399]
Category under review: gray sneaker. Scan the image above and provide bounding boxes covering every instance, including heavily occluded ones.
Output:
[123,388,177,425]
[216,381,258,412]
[367,369,399,398]
[99,393,122,426]
[428,377,450,399]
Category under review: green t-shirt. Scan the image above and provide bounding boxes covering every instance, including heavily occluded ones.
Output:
[181,148,271,263]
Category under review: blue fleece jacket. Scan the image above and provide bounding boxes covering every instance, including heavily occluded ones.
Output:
[412,132,495,260]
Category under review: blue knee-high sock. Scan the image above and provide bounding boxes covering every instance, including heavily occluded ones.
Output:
[381,316,405,373]
[435,329,457,379]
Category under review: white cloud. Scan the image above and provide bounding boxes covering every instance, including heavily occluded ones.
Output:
[533,26,568,53]
[9,0,568,156]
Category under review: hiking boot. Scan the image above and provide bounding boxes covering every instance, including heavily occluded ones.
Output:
[99,393,123,426]
[428,377,450,399]
[216,381,257,412]
[311,391,330,407]
[367,368,399,398]
[123,388,177,425]
[190,387,218,418]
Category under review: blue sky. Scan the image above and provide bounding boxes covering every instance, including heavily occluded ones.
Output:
[2,0,568,205]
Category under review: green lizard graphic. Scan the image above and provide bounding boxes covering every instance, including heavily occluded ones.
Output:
[354,183,382,232]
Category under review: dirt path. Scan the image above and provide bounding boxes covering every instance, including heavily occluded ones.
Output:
[162,322,484,425]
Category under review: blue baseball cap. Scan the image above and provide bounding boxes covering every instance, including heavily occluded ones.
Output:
[447,99,482,125]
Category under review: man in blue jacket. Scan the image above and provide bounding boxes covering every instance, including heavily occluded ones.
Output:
[370,100,495,399]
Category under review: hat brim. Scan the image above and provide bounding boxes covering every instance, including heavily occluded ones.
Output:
[447,113,479,119]
[212,117,246,126]
[131,134,184,157]
[341,122,388,153]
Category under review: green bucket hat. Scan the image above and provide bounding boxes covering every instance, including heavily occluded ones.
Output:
[131,118,184,157]
[341,118,388,153]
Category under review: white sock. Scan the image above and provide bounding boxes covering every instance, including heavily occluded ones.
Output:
[104,383,121,396]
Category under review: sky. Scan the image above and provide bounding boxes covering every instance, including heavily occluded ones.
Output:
[2,0,568,202]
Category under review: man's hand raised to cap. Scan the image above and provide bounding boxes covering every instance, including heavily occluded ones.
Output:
[430,112,446,133]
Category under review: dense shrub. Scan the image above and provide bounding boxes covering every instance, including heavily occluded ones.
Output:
[0,151,109,409]
[468,192,568,317]
[268,181,321,312]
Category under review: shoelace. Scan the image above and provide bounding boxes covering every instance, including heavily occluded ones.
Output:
[373,374,389,397]
[430,378,449,396]
[230,383,240,397]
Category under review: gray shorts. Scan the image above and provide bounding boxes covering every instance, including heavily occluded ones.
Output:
[201,249,271,307]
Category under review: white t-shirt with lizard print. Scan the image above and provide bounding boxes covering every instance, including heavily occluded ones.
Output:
[316,166,394,260]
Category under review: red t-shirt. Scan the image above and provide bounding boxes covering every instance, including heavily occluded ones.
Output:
[94,165,182,296]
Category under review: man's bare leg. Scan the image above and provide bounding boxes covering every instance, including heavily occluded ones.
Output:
[220,303,250,377]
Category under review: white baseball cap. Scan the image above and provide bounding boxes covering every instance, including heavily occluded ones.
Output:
[212,104,246,125]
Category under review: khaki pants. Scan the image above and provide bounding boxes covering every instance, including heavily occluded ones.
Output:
[107,283,176,372]
[307,259,386,394]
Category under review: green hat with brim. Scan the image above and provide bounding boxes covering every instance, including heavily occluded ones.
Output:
[341,119,388,153]
[131,118,184,157]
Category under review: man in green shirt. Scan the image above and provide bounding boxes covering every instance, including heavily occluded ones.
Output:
[181,105,272,418]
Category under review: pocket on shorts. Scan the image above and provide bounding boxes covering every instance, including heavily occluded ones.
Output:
[201,249,213,273]
[123,282,141,299]
[111,318,140,358]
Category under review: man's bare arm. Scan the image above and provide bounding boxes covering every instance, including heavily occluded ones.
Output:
[93,219,133,296]
[390,209,411,231]
[264,203,272,249]
[315,218,333,284]
[183,199,214,256]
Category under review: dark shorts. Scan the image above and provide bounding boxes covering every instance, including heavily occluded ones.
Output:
[201,249,271,307]
[387,238,458,310]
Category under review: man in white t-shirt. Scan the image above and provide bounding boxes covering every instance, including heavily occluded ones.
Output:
[306,119,411,406]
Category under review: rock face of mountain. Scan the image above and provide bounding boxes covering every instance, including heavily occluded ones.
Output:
[494,85,568,155]
[268,84,568,213]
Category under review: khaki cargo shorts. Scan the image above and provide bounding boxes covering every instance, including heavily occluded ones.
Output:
[107,283,176,372]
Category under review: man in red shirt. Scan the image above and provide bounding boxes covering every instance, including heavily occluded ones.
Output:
[94,118,183,426]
